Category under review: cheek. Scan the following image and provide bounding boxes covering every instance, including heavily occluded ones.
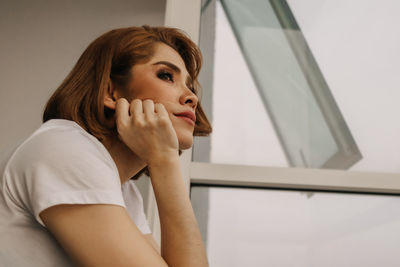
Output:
[133,86,174,104]
[153,93,178,113]
[125,74,162,99]
[125,76,177,111]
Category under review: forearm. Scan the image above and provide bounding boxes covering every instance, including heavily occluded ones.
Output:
[148,156,208,267]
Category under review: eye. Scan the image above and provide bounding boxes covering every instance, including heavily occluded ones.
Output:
[157,70,173,82]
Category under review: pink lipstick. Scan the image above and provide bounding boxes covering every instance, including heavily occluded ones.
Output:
[174,111,196,126]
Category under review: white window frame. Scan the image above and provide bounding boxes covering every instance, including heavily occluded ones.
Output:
[190,162,400,194]
[146,0,202,244]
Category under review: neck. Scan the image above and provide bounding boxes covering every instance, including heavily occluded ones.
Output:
[102,137,147,184]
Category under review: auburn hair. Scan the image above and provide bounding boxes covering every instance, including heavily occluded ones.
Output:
[43,25,212,142]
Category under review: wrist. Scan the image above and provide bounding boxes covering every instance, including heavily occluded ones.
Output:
[147,151,180,168]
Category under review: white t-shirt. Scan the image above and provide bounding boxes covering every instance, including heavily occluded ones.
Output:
[0,119,151,266]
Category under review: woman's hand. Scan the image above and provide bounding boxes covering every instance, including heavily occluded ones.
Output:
[114,98,208,267]
[115,98,179,164]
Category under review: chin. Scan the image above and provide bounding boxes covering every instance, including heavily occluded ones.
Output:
[179,143,193,150]
[178,135,194,150]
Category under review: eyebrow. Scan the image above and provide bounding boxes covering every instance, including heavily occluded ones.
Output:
[152,61,193,86]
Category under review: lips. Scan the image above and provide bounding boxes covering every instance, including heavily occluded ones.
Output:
[174,111,196,125]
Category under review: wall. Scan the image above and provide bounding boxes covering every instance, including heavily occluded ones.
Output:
[0,0,165,162]
[0,0,166,203]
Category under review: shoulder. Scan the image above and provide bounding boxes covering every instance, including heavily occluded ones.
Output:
[3,119,121,203]
[8,119,117,173]
[2,120,123,226]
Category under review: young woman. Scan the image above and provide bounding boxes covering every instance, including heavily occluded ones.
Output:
[0,26,211,267]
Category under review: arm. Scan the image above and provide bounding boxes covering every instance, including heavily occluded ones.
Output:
[41,166,207,267]
[40,204,168,267]
[115,98,208,266]
[143,234,161,254]
[148,156,208,267]
[40,99,208,266]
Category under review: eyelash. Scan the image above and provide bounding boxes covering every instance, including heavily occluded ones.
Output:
[157,70,173,82]
[157,69,195,93]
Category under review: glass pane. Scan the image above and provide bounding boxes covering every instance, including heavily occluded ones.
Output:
[191,185,400,267]
[196,0,361,169]
[196,0,400,174]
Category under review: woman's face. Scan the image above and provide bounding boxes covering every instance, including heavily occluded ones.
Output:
[122,42,198,149]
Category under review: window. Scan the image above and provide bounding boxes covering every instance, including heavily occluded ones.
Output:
[195,0,362,169]
[145,0,400,258]
[189,0,400,265]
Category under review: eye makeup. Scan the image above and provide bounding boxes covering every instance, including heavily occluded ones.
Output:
[153,62,195,93]
[157,69,174,82]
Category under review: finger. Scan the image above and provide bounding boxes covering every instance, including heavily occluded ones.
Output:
[143,99,155,119]
[130,99,143,118]
[115,98,130,126]
[154,103,168,117]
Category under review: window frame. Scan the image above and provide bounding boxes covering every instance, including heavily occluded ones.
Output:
[146,0,202,244]
[190,162,400,195]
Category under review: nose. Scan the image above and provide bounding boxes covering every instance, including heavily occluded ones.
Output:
[180,87,198,110]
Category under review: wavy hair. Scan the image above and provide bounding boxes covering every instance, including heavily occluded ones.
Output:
[43,26,212,142]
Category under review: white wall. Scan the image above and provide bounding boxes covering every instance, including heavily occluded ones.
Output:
[0,0,165,205]
[0,0,165,163]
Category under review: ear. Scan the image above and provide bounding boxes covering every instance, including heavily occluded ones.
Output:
[104,80,118,110]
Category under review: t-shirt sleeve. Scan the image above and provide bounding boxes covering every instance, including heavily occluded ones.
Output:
[122,180,151,234]
[8,124,125,228]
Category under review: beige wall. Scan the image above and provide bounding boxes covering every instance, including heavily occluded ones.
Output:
[0,0,165,162]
